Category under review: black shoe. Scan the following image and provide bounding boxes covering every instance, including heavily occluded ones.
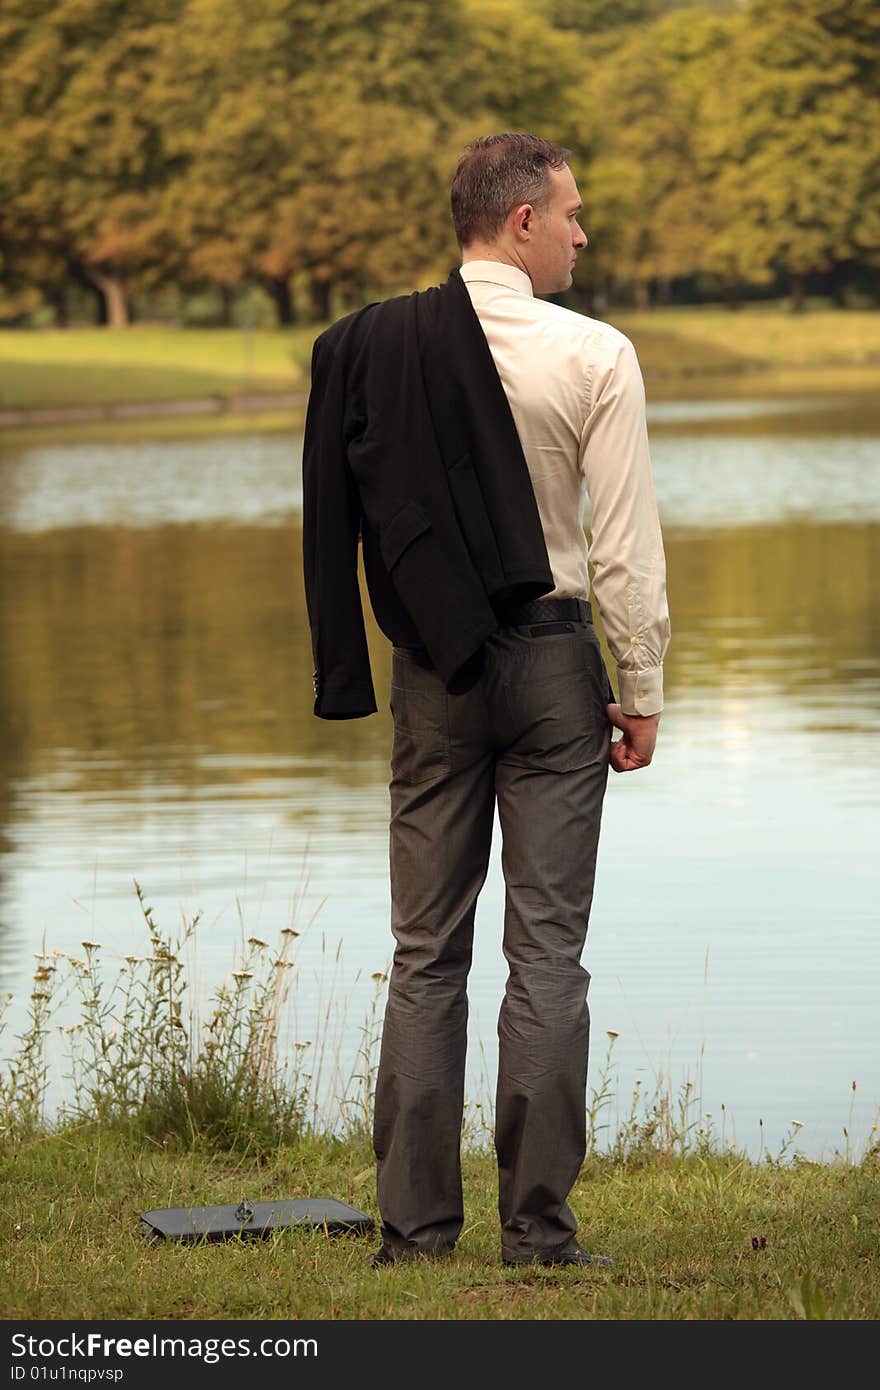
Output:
[503,1242,613,1269]
[369,1243,454,1269]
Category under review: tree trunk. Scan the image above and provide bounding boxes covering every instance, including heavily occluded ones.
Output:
[264,275,294,326]
[722,275,742,310]
[68,260,107,324]
[219,283,236,326]
[309,277,332,322]
[828,261,850,309]
[82,265,129,326]
[634,278,652,312]
[47,286,68,327]
[789,270,805,313]
[339,280,364,312]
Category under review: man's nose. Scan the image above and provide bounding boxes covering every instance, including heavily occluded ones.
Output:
[574,223,588,249]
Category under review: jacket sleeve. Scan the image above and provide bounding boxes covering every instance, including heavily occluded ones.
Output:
[301,330,378,719]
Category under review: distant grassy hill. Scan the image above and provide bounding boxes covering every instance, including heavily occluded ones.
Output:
[0,308,878,445]
[615,306,880,399]
[0,325,317,411]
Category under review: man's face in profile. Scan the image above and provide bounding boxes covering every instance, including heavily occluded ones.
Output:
[526,164,589,295]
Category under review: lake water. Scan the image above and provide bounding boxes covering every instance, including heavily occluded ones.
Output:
[1,391,878,1161]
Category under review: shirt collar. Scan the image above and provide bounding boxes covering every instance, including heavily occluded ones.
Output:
[459,259,534,298]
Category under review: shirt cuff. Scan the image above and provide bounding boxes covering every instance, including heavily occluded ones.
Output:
[617,665,664,717]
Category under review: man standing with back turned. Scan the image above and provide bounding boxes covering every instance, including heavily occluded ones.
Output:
[303,134,670,1270]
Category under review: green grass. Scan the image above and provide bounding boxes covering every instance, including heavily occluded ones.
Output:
[619,307,880,402]
[1,886,878,1320]
[0,325,317,410]
[1,308,879,428]
[616,305,880,375]
[2,1124,877,1319]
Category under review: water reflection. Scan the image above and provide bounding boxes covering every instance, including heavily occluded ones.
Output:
[0,435,305,531]
[648,393,880,435]
[0,398,878,1159]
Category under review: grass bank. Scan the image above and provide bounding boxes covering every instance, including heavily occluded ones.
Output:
[0,306,879,450]
[1,888,878,1320]
[3,1123,877,1320]
[615,305,880,380]
[0,326,316,411]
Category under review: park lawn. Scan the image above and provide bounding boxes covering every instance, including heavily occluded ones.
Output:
[1,1124,877,1321]
[1,309,880,418]
[0,326,318,410]
[616,306,880,381]
[2,361,879,452]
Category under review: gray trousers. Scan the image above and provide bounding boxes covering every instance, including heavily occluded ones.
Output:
[372,612,613,1261]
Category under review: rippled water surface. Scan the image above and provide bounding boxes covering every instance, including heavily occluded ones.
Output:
[1,393,878,1159]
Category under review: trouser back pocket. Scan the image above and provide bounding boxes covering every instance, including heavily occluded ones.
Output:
[528,621,576,637]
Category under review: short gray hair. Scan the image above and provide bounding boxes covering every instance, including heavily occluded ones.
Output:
[450,133,571,248]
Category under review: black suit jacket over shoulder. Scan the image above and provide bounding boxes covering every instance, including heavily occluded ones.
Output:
[302,268,554,719]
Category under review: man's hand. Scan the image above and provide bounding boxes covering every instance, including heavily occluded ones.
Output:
[606,704,660,773]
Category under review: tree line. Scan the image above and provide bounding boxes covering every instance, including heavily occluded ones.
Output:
[1,0,878,327]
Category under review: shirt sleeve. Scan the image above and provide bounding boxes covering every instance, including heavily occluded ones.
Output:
[578,333,671,717]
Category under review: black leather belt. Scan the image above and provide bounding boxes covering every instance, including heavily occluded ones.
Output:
[394,597,593,667]
[493,596,593,627]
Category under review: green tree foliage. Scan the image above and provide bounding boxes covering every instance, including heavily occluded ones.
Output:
[0,0,876,323]
[458,0,587,143]
[0,0,185,324]
[700,0,880,308]
[757,0,880,92]
[160,0,586,321]
[579,6,736,303]
[156,0,477,319]
[540,0,664,35]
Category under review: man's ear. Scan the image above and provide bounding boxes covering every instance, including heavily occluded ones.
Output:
[511,202,534,242]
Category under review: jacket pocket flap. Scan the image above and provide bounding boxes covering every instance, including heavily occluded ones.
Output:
[380,500,431,571]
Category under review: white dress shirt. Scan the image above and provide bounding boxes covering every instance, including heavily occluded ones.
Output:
[459,259,671,716]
